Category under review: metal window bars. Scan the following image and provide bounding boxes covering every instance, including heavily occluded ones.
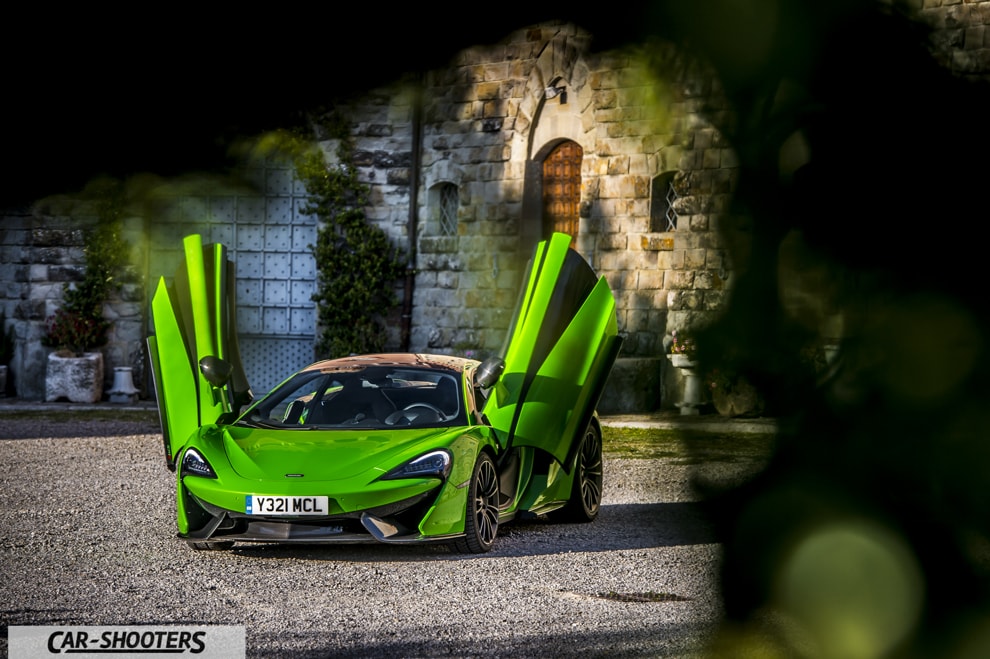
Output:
[665,180,679,231]
[438,184,458,236]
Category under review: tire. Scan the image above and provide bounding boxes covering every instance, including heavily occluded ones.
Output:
[190,541,235,551]
[560,420,603,523]
[453,452,500,553]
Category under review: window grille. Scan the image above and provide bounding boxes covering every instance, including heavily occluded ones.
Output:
[664,180,679,231]
[437,183,458,236]
[649,172,679,232]
[147,160,317,395]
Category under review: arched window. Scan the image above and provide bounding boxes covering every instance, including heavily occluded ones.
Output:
[650,172,679,232]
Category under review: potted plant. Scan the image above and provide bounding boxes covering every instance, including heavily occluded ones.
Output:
[0,309,14,396]
[42,178,129,403]
[43,297,111,403]
[668,330,697,368]
[667,330,704,414]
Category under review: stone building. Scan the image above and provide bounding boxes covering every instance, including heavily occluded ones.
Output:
[1,3,987,409]
[320,23,732,413]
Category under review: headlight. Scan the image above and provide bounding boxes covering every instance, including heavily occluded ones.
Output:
[181,448,217,479]
[380,449,452,481]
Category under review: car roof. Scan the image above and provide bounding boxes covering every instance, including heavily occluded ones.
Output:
[299,353,478,376]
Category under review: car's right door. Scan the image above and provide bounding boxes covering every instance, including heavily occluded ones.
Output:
[483,232,622,471]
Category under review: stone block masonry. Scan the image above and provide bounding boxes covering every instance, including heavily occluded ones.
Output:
[0,213,146,400]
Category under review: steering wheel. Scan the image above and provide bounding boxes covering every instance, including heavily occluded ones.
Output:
[403,403,445,416]
[385,403,446,426]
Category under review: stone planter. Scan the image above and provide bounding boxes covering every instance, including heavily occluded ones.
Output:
[46,352,104,403]
[668,353,703,415]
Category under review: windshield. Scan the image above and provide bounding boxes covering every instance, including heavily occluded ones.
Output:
[238,365,466,430]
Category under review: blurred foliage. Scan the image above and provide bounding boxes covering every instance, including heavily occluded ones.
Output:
[640,1,990,656]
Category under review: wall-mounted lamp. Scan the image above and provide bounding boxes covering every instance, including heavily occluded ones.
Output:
[544,76,567,103]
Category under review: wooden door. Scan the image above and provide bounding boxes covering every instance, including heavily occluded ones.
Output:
[542,141,582,242]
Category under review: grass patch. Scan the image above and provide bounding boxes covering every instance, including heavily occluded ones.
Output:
[603,425,775,463]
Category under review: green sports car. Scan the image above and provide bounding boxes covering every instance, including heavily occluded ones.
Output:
[148,232,621,552]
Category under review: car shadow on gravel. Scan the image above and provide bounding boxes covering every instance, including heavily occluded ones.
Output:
[257,621,713,659]
[227,501,715,563]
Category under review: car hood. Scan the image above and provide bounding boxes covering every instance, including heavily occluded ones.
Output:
[220,424,455,482]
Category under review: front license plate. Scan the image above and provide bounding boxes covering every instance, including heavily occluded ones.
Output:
[246,495,329,516]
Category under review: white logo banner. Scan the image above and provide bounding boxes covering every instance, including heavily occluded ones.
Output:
[8,625,246,658]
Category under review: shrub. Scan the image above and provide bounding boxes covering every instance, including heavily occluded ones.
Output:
[42,178,130,355]
[44,311,110,356]
[281,111,408,358]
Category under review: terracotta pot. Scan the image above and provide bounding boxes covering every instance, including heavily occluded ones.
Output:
[45,352,104,403]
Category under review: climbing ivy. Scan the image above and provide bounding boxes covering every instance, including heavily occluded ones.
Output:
[286,111,408,358]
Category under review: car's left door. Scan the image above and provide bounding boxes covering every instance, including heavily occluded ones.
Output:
[147,234,252,469]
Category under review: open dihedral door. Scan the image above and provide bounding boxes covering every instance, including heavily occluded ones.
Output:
[483,232,622,470]
[147,234,252,469]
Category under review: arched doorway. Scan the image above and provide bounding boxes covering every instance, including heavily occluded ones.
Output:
[542,140,582,243]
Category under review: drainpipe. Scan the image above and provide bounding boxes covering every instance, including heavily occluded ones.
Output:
[400,76,424,352]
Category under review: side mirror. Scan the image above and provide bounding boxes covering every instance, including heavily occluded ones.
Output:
[199,356,232,388]
[474,356,505,389]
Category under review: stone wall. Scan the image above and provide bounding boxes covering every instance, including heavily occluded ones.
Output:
[922,0,990,82]
[0,211,147,400]
[2,4,986,410]
[335,24,732,364]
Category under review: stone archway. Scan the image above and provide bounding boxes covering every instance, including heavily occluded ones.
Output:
[512,28,594,257]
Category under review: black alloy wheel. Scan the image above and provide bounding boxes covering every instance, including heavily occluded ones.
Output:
[454,452,500,553]
[562,421,603,522]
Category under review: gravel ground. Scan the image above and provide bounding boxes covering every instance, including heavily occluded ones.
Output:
[0,414,728,658]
